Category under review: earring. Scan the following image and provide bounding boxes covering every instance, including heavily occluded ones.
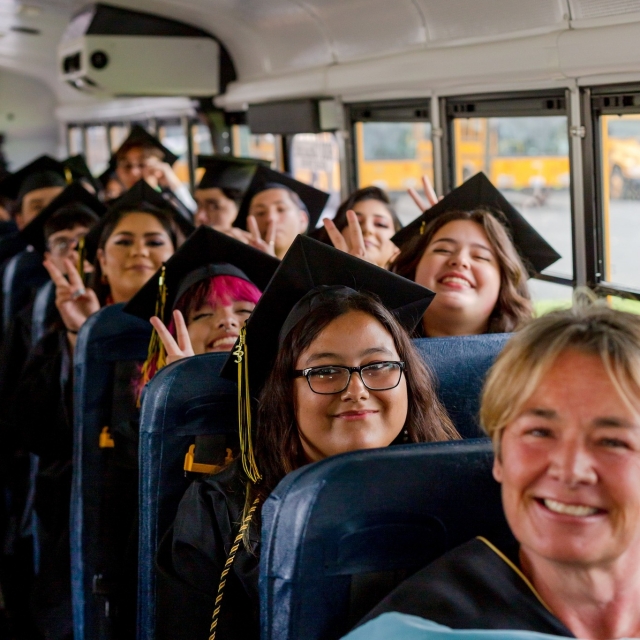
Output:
[403,428,409,443]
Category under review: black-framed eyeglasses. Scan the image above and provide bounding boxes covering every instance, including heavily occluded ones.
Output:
[47,233,86,256]
[293,361,405,395]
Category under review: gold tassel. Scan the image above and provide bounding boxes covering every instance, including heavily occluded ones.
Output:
[420,220,426,235]
[76,236,86,282]
[64,166,73,185]
[138,265,168,406]
[233,326,261,483]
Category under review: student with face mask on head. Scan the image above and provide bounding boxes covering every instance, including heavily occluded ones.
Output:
[233,165,330,259]
[155,235,459,640]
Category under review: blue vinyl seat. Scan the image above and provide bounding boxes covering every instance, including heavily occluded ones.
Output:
[2,249,48,333]
[137,352,237,640]
[260,440,509,640]
[71,304,152,640]
[137,333,510,639]
[414,334,510,438]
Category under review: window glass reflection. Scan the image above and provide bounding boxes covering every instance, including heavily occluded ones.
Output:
[290,133,340,222]
[600,114,640,290]
[85,125,110,175]
[231,125,277,167]
[355,122,433,225]
[453,116,571,279]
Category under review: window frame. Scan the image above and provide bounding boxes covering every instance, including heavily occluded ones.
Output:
[587,84,640,301]
[444,90,574,288]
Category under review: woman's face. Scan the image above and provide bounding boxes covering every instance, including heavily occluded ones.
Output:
[294,310,408,462]
[194,187,238,229]
[494,349,640,571]
[341,199,398,268]
[98,212,174,304]
[415,219,501,335]
[186,297,255,354]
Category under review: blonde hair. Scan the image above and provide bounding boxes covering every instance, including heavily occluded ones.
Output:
[481,290,640,450]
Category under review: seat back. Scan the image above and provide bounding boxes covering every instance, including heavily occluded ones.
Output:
[414,334,509,438]
[2,249,48,332]
[31,280,56,345]
[260,440,509,640]
[137,353,238,640]
[71,304,152,640]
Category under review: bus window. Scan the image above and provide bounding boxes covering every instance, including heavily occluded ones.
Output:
[68,126,84,156]
[528,279,573,316]
[355,121,433,225]
[600,114,640,290]
[452,116,571,280]
[109,124,130,152]
[192,123,213,155]
[289,133,341,222]
[85,125,110,175]
[231,124,277,167]
[158,120,189,187]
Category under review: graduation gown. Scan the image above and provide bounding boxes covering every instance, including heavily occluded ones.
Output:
[12,328,74,640]
[156,460,260,640]
[359,537,574,636]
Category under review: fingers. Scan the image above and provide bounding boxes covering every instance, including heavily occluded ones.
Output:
[150,316,181,357]
[322,218,349,252]
[408,187,428,212]
[173,310,195,357]
[63,258,84,289]
[247,215,262,241]
[43,259,71,290]
[346,210,366,258]
[265,219,276,247]
[422,175,438,207]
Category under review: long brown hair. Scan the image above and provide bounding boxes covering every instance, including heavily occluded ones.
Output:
[390,209,533,333]
[90,204,178,305]
[249,290,459,508]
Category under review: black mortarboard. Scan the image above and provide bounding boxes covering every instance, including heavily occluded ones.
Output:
[391,172,561,275]
[124,225,279,327]
[124,225,279,396]
[63,155,103,194]
[196,155,269,192]
[220,235,435,482]
[19,182,106,255]
[234,165,329,232]
[84,180,195,263]
[113,125,179,166]
[0,155,69,201]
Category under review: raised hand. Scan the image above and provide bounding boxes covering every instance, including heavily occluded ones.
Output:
[323,209,373,262]
[149,309,195,365]
[246,215,277,257]
[43,258,101,333]
[408,174,440,212]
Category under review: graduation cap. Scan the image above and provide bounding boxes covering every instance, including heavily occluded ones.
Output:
[63,155,103,193]
[19,182,106,255]
[391,172,561,275]
[0,155,69,201]
[196,155,269,192]
[84,180,195,263]
[234,165,329,232]
[124,225,280,398]
[113,125,179,166]
[124,225,279,326]
[220,234,435,482]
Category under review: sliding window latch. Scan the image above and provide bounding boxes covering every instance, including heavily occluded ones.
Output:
[570,125,586,138]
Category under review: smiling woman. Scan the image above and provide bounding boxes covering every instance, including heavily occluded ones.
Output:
[353,292,640,639]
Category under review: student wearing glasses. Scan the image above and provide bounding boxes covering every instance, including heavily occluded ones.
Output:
[155,236,459,640]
